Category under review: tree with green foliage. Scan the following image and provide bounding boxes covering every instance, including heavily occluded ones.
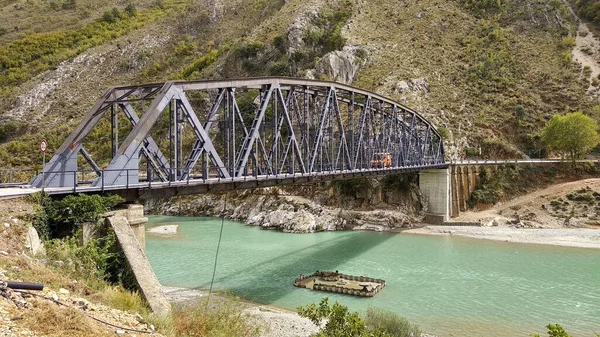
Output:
[573,0,600,26]
[28,193,133,287]
[541,112,600,164]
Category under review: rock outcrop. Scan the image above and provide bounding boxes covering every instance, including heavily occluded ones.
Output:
[314,49,360,84]
[147,189,422,234]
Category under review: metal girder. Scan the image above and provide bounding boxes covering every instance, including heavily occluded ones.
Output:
[119,103,171,182]
[234,84,274,176]
[30,77,445,189]
[176,89,230,179]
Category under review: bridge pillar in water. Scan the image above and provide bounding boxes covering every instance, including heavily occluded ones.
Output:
[419,168,451,224]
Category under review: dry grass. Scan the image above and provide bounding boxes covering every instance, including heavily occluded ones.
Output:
[0,255,93,296]
[22,299,113,337]
[171,300,262,337]
[94,286,149,314]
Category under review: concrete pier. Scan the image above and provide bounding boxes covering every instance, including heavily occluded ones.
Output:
[419,168,451,224]
[115,204,148,252]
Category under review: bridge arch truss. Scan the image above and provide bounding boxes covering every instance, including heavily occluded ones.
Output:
[31,77,445,188]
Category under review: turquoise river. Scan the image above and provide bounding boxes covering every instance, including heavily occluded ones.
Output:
[145,216,600,337]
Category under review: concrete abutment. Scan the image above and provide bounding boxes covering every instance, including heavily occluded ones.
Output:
[104,204,171,316]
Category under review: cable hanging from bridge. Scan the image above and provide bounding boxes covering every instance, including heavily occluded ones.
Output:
[206,193,227,307]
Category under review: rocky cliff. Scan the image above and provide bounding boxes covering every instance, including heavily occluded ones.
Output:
[146,177,425,233]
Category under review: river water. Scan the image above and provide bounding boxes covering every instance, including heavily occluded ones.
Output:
[145,216,600,337]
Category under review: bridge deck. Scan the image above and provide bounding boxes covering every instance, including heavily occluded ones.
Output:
[1,165,448,201]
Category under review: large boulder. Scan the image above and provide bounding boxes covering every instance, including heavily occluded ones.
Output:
[315,50,359,85]
[25,226,45,256]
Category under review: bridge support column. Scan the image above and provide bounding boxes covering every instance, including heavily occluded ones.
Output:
[114,204,148,252]
[419,168,451,225]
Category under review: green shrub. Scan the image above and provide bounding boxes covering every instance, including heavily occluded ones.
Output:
[29,193,124,239]
[125,4,137,17]
[469,187,500,206]
[465,147,480,157]
[234,40,265,59]
[460,0,506,17]
[298,298,419,337]
[45,225,135,289]
[273,34,287,53]
[102,10,118,23]
[291,2,352,70]
[560,36,576,49]
[575,0,600,26]
[298,297,369,337]
[180,49,219,79]
[268,59,290,76]
[531,323,571,337]
[62,0,76,10]
[437,127,450,140]
[101,286,148,313]
[364,307,421,337]
[31,193,135,288]
[0,120,24,142]
[515,105,527,120]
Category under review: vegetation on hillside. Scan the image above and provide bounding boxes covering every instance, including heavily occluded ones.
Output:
[353,0,591,159]
[0,0,187,97]
[571,0,600,26]
[0,0,599,170]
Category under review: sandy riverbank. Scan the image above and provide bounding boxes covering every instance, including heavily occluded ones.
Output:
[405,226,600,249]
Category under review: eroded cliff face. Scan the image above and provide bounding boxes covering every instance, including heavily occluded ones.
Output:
[146,177,425,233]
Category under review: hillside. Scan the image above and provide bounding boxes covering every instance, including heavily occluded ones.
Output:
[0,0,598,171]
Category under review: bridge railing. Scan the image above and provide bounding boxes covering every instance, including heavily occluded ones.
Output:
[0,168,38,186]
[1,161,449,194]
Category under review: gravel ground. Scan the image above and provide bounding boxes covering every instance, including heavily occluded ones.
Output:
[163,287,319,337]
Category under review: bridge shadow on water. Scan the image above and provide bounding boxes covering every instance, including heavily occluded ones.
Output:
[196,230,394,304]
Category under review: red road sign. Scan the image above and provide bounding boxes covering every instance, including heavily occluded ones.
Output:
[40,140,47,153]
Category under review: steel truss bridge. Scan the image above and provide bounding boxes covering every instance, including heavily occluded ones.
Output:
[25,77,445,199]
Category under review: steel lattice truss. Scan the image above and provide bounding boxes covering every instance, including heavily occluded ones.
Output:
[31,78,445,188]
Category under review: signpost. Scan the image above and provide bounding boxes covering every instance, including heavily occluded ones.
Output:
[40,140,47,191]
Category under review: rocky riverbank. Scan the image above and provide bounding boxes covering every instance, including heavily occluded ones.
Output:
[147,187,424,233]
